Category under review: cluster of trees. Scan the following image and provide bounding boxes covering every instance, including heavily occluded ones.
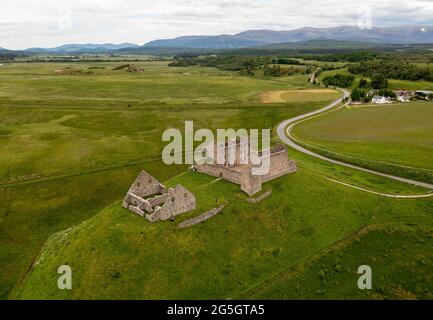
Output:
[350,87,369,102]
[168,59,198,67]
[350,76,395,102]
[239,67,255,76]
[272,58,301,65]
[295,52,377,62]
[348,60,433,81]
[263,65,300,77]
[169,55,311,77]
[370,73,389,89]
[169,56,266,72]
[199,56,265,71]
[313,64,342,79]
[378,88,396,97]
[0,51,23,61]
[322,74,355,88]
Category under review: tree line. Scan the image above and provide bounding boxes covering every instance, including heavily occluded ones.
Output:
[322,74,355,88]
[348,60,433,82]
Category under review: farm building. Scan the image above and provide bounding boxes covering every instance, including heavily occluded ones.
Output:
[372,96,393,104]
[397,95,411,103]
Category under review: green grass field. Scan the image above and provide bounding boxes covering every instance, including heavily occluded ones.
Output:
[291,102,433,184]
[245,223,433,300]
[12,170,433,299]
[1,60,433,300]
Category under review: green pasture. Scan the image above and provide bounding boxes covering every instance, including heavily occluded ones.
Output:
[13,169,433,299]
[291,102,433,183]
[245,223,433,300]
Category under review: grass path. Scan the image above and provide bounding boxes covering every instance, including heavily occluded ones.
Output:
[325,177,433,199]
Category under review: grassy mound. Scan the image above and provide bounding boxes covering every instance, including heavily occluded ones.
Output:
[13,170,433,299]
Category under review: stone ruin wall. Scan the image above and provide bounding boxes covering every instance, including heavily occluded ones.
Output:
[262,150,297,183]
[178,205,225,229]
[123,170,196,223]
[194,144,297,196]
[147,193,170,207]
[149,185,196,222]
[240,171,262,196]
[127,171,166,198]
[195,164,242,185]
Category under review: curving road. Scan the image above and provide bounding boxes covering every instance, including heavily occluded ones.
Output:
[276,89,433,192]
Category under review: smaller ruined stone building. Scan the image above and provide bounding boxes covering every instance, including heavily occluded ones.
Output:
[122,171,196,222]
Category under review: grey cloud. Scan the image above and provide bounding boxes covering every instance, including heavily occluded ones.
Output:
[1,0,433,49]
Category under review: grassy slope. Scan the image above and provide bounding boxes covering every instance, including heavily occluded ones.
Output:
[0,162,184,298]
[7,168,421,299]
[244,223,433,300]
[14,168,433,299]
[291,102,433,183]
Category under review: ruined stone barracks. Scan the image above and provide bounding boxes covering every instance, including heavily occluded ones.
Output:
[194,141,296,196]
[122,171,196,222]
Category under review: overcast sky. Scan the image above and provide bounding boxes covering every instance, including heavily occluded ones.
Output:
[1,0,433,49]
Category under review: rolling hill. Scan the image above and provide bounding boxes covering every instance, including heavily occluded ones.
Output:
[144,35,266,49]
[25,43,140,54]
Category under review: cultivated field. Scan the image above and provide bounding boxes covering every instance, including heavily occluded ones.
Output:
[260,89,340,104]
[291,102,433,183]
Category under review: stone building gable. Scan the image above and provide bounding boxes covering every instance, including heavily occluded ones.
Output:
[123,171,196,223]
[147,185,196,222]
[128,170,165,198]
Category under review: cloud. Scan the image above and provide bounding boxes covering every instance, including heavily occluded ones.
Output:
[1,0,433,49]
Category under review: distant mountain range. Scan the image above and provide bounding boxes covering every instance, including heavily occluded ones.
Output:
[256,39,398,50]
[144,26,433,49]
[24,43,140,54]
[144,35,264,49]
[2,25,433,53]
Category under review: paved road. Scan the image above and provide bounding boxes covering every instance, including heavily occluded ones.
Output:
[276,90,433,191]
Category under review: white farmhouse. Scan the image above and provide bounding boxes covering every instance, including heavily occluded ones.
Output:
[372,96,393,104]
